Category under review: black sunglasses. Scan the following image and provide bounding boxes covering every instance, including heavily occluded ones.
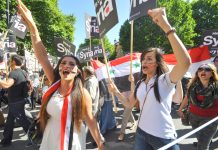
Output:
[197,67,212,72]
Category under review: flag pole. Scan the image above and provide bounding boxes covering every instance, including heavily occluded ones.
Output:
[130,20,134,93]
[88,36,92,66]
[100,38,118,113]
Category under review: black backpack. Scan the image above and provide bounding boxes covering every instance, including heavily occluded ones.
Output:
[21,70,33,98]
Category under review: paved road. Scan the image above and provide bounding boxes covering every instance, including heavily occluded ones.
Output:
[0,103,217,150]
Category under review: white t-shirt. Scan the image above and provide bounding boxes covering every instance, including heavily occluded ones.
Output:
[136,72,177,139]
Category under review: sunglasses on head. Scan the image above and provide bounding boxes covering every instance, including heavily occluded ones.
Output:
[197,66,212,72]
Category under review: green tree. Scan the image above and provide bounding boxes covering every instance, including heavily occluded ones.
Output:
[119,0,196,54]
[79,36,115,60]
[0,0,76,56]
[192,0,218,46]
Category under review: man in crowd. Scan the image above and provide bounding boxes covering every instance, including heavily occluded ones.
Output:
[0,55,31,147]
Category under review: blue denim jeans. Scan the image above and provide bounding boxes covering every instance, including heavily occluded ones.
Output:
[134,127,180,150]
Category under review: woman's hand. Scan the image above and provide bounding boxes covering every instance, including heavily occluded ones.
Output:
[108,81,119,94]
[177,109,184,119]
[98,141,104,150]
[128,74,134,83]
[148,7,171,33]
[17,0,37,30]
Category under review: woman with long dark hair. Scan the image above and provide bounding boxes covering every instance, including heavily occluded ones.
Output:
[108,7,191,150]
[17,1,103,150]
[178,64,218,150]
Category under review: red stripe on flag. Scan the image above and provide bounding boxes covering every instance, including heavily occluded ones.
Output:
[163,45,210,65]
[188,45,211,63]
[92,45,210,69]
[91,53,141,70]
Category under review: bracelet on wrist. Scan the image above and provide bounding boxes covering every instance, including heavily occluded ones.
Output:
[166,27,176,37]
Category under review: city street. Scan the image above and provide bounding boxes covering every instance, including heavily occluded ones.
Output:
[0,103,217,150]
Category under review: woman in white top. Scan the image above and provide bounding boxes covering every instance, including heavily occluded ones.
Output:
[108,7,191,150]
[17,1,104,150]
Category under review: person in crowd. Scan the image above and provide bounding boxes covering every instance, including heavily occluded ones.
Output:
[41,75,50,95]
[108,7,191,150]
[30,73,40,109]
[98,79,117,135]
[83,65,105,145]
[117,91,136,141]
[83,66,100,116]
[213,56,218,73]
[177,64,218,150]
[0,55,31,147]
[17,1,104,150]
[171,81,183,111]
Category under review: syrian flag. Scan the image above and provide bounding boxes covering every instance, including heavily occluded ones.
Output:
[164,45,212,76]
[91,45,212,92]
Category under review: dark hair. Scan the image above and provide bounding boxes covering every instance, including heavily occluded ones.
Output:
[11,55,23,66]
[39,55,86,132]
[213,56,218,63]
[134,48,169,103]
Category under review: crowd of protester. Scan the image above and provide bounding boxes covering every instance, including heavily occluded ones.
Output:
[0,1,217,150]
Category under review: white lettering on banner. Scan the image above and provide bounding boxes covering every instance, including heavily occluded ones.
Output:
[212,32,218,35]
[57,43,72,55]
[96,0,113,26]
[131,0,148,8]
[86,18,91,33]
[79,51,93,60]
[14,18,27,32]
[93,46,102,55]
[203,36,218,47]
[91,18,99,33]
[57,43,65,53]
[4,42,16,48]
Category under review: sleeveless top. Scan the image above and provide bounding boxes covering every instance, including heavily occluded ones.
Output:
[40,90,86,150]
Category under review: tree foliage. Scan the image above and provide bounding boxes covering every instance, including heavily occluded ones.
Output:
[119,0,196,54]
[191,0,218,46]
[0,0,76,56]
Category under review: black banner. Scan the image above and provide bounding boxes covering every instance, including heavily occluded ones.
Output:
[9,15,28,39]
[76,45,103,62]
[85,14,100,39]
[129,0,156,21]
[4,34,17,52]
[202,29,218,56]
[94,0,118,38]
[54,37,76,57]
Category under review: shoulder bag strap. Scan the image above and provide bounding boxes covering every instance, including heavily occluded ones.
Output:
[20,69,28,80]
[137,85,154,127]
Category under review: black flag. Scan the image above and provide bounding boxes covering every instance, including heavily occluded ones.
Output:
[94,0,118,37]
[202,29,218,56]
[54,37,76,57]
[129,0,156,21]
[9,15,28,39]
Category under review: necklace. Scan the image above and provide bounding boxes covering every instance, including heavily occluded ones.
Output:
[56,89,65,98]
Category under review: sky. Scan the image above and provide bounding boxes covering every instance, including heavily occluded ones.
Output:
[58,0,130,50]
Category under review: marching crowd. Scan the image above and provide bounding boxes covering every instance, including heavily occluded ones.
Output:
[0,1,217,150]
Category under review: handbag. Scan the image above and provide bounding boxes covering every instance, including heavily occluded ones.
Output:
[27,119,43,145]
[181,107,190,126]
